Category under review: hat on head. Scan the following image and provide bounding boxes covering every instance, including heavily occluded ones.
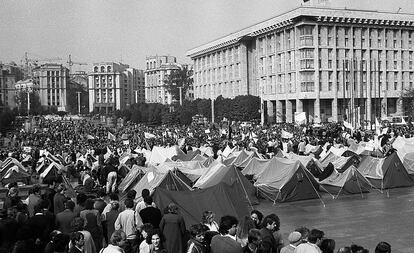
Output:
[288,231,302,244]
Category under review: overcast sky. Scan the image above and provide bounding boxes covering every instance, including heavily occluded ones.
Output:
[1,0,414,70]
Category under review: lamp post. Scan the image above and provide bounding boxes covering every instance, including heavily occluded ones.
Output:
[178,86,183,106]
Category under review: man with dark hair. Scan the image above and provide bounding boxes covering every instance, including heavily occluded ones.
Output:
[115,198,137,247]
[53,184,67,215]
[375,241,391,253]
[187,223,208,253]
[295,228,324,253]
[260,214,279,253]
[250,210,263,229]
[27,185,41,217]
[56,200,76,234]
[139,196,162,229]
[210,215,242,253]
[135,188,156,227]
[26,202,54,253]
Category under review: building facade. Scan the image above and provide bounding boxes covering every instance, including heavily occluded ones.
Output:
[0,63,24,110]
[187,6,414,125]
[88,63,145,113]
[145,56,180,104]
[32,64,69,111]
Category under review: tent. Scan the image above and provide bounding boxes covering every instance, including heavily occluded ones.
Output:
[174,149,202,162]
[319,166,374,197]
[358,152,414,189]
[241,157,273,180]
[157,161,207,183]
[40,162,65,184]
[402,152,414,179]
[0,157,26,177]
[253,158,321,202]
[118,165,147,193]
[130,167,192,202]
[191,153,208,163]
[320,152,359,173]
[1,164,30,185]
[149,146,187,165]
[232,149,262,169]
[193,164,258,205]
[153,182,250,228]
[392,136,414,161]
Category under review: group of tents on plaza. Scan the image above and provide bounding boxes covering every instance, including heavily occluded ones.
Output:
[2,135,414,227]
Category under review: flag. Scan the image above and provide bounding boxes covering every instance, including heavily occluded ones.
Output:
[295,112,307,125]
[344,121,354,130]
[86,134,95,140]
[144,132,156,139]
[108,132,116,141]
[281,130,293,139]
[375,118,381,136]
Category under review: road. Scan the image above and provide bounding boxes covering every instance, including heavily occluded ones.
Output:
[256,187,414,253]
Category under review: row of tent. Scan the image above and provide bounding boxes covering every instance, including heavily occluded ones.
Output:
[115,140,414,227]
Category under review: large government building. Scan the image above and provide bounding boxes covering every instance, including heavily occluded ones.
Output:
[88,63,145,113]
[186,3,414,125]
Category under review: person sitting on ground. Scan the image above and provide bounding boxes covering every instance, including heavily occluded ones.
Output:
[187,223,208,253]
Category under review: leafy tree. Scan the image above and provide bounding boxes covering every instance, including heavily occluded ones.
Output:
[403,88,414,118]
[0,109,16,134]
[15,91,42,115]
[164,65,193,104]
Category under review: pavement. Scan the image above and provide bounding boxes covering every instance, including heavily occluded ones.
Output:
[256,187,414,253]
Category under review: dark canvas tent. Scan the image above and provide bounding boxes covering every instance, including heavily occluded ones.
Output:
[0,158,26,178]
[193,164,258,205]
[319,165,374,197]
[130,168,192,201]
[358,152,414,189]
[232,149,262,169]
[153,182,250,228]
[1,164,30,185]
[118,166,147,193]
[40,162,65,184]
[320,152,359,173]
[254,158,321,202]
[241,157,273,180]
[157,161,207,183]
[174,150,201,161]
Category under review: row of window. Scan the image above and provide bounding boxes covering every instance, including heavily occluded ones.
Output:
[195,64,241,84]
[93,66,112,73]
[194,46,241,71]
[194,81,242,98]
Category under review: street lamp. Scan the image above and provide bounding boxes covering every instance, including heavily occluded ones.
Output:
[76,91,81,115]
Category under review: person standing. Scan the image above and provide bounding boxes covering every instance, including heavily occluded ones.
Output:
[260,214,280,253]
[80,198,103,252]
[105,202,120,245]
[210,215,242,253]
[294,229,324,253]
[280,232,302,253]
[26,185,41,217]
[55,200,77,234]
[53,184,67,215]
[159,203,186,253]
[114,198,137,249]
[139,196,162,229]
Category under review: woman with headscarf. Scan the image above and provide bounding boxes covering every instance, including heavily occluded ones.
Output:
[159,203,186,253]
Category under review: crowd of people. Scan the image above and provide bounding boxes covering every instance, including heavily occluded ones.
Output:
[0,115,411,253]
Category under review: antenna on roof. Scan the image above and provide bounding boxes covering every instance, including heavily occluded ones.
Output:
[397,7,402,13]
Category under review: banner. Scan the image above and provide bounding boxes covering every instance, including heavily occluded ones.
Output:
[144,132,156,139]
[294,112,307,125]
[108,132,116,141]
[281,130,293,139]
[344,121,354,130]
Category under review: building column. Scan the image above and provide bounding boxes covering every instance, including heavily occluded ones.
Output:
[275,100,283,123]
[296,99,303,113]
[381,97,387,119]
[314,98,321,123]
[397,97,403,115]
[332,98,338,122]
[267,100,274,124]
[286,100,293,123]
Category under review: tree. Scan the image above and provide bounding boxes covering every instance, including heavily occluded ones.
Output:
[164,65,193,104]
[15,90,42,115]
[403,88,414,118]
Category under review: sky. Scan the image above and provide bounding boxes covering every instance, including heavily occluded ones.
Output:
[1,0,414,70]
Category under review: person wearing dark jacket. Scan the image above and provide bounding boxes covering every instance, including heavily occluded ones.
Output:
[139,196,162,229]
[259,215,280,253]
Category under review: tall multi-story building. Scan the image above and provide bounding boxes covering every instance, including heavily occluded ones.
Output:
[0,63,24,110]
[187,4,414,125]
[145,56,180,104]
[88,62,145,113]
[32,63,69,111]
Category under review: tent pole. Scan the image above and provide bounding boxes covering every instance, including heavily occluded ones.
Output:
[235,167,253,210]
[302,168,326,207]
